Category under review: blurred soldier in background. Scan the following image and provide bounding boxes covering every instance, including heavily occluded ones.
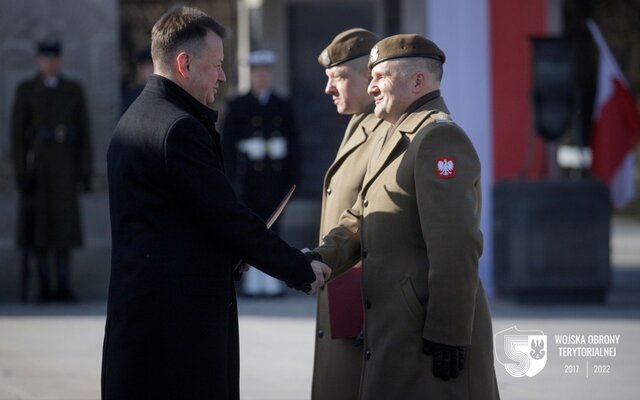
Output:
[223,50,300,297]
[11,39,93,302]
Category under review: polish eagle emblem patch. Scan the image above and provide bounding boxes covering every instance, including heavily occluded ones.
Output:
[435,157,456,178]
[320,50,331,67]
[370,45,379,63]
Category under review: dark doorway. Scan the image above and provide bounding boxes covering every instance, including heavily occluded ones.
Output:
[287,4,374,197]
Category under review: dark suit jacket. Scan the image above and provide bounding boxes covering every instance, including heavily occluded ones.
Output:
[102,74,315,400]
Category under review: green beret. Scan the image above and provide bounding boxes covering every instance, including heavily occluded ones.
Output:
[318,28,381,68]
[368,34,445,69]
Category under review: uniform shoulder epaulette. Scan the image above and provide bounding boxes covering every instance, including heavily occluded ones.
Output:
[430,111,452,123]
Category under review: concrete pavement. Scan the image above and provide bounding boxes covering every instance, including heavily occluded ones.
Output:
[0,217,638,399]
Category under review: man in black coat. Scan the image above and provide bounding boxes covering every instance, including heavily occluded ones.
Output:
[102,6,330,400]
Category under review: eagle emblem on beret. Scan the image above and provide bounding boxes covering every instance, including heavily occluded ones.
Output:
[370,45,379,63]
[320,50,331,67]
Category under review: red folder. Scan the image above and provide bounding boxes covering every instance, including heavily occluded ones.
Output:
[327,263,364,339]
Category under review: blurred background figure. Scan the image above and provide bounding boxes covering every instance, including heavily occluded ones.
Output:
[10,39,93,302]
[121,48,153,114]
[223,50,300,297]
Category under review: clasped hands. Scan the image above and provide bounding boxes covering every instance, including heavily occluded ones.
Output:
[290,249,330,294]
[239,249,331,294]
[307,260,331,293]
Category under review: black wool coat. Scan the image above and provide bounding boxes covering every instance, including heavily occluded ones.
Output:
[102,75,315,400]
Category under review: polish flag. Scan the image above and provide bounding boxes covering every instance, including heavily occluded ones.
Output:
[587,19,640,209]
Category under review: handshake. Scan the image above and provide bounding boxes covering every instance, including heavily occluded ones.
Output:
[287,250,331,294]
[237,249,331,295]
[287,248,331,294]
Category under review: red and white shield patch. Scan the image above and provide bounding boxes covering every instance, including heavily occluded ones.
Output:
[435,157,456,179]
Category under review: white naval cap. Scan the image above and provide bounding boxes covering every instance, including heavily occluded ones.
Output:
[248,50,277,67]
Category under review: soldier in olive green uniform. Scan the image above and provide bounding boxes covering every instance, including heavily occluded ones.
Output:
[11,40,92,301]
[311,29,387,400]
[311,35,499,399]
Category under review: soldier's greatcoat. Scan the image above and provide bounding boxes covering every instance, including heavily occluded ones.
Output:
[10,75,92,249]
[316,92,500,400]
[103,75,315,400]
[312,111,386,400]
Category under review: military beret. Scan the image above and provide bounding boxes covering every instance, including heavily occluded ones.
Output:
[368,34,445,69]
[318,28,380,68]
[249,50,277,67]
[37,39,62,57]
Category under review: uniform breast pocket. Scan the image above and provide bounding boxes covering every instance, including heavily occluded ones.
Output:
[399,277,425,321]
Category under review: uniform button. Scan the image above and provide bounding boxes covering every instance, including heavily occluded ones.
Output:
[363,199,369,207]
[321,234,327,241]
[326,188,332,195]
[362,250,368,259]
[366,350,372,360]
[365,300,372,309]
[318,329,324,338]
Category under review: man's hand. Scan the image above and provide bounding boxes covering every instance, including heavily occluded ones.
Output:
[423,339,465,381]
[308,260,331,294]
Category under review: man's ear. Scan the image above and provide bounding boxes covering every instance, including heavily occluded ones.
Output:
[413,71,426,92]
[176,52,191,79]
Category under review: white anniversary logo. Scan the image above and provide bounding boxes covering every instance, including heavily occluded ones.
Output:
[494,326,547,378]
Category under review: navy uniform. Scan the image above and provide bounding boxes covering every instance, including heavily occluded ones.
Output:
[222,50,300,296]
[10,40,92,301]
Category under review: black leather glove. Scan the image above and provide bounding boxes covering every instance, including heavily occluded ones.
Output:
[303,250,323,263]
[284,250,323,294]
[423,339,465,381]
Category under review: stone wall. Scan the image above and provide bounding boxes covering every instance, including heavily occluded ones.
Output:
[0,0,121,190]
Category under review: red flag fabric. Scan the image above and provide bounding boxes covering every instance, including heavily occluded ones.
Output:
[587,19,640,208]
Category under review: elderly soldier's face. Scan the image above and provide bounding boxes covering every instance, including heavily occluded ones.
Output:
[324,64,372,115]
[368,60,414,124]
[188,31,227,105]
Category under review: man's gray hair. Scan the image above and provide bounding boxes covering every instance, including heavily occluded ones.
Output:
[401,57,443,83]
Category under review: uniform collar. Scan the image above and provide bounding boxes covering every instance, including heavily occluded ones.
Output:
[146,74,219,124]
[360,112,385,133]
[405,90,441,115]
[396,90,449,134]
